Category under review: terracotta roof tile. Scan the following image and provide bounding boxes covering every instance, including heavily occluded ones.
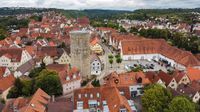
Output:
[20,88,50,112]
[47,64,81,84]
[0,48,23,62]
[0,74,15,93]
[121,39,200,67]
[186,68,200,81]
[104,71,151,87]
[157,71,173,85]
[74,86,133,111]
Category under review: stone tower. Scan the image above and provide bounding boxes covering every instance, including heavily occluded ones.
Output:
[70,31,91,79]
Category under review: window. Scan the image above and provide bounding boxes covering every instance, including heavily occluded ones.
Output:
[120,108,127,112]
[73,75,76,79]
[77,101,83,109]
[90,94,93,98]
[78,94,81,99]
[97,93,100,98]
[89,100,98,108]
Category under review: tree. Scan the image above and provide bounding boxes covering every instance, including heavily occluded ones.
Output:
[58,42,66,48]
[29,63,45,78]
[115,54,120,58]
[34,69,62,96]
[81,80,89,87]
[7,78,32,98]
[116,57,122,68]
[14,78,23,95]
[109,59,113,68]
[0,34,6,40]
[130,27,138,34]
[119,26,127,33]
[91,79,100,87]
[108,54,114,59]
[142,84,172,112]
[166,96,196,112]
[131,66,143,72]
[30,15,42,21]
[7,87,19,98]
[29,67,43,78]
[36,36,44,40]
[21,80,34,96]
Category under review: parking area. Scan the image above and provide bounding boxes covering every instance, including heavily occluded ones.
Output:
[123,60,174,72]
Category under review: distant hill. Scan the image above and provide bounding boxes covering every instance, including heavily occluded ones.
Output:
[0,7,53,16]
[0,7,200,23]
[134,8,200,14]
[59,9,131,19]
[123,8,200,23]
[0,7,131,19]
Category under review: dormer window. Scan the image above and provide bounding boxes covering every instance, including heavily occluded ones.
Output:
[90,94,93,98]
[97,93,100,98]
[78,94,81,99]
[120,108,127,112]
[66,76,70,81]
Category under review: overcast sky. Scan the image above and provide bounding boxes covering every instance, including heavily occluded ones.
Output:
[0,0,200,10]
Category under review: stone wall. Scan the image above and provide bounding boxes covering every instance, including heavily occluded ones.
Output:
[70,31,91,79]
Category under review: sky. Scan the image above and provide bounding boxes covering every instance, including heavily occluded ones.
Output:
[0,0,200,10]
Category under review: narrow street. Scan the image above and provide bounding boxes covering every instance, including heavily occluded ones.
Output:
[97,42,126,84]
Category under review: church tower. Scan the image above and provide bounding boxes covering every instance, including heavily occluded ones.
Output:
[70,31,91,79]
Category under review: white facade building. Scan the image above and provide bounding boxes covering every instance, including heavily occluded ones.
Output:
[91,55,102,76]
[0,48,32,71]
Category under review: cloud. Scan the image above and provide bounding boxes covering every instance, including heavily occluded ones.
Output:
[0,0,199,10]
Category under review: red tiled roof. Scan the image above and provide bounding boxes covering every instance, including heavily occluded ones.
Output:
[24,46,37,57]
[47,64,81,84]
[74,86,132,112]
[36,46,57,58]
[104,71,151,87]
[90,37,99,46]
[0,74,15,93]
[0,48,23,62]
[121,39,200,67]
[2,97,30,112]
[145,71,160,83]
[20,88,50,112]
[0,67,6,78]
[157,71,173,86]
[186,67,200,81]
[172,70,186,83]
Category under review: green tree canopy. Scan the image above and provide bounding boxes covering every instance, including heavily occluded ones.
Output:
[116,57,122,64]
[167,96,196,112]
[142,84,172,112]
[108,54,114,59]
[7,78,33,98]
[91,79,100,87]
[109,59,113,68]
[34,69,62,96]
